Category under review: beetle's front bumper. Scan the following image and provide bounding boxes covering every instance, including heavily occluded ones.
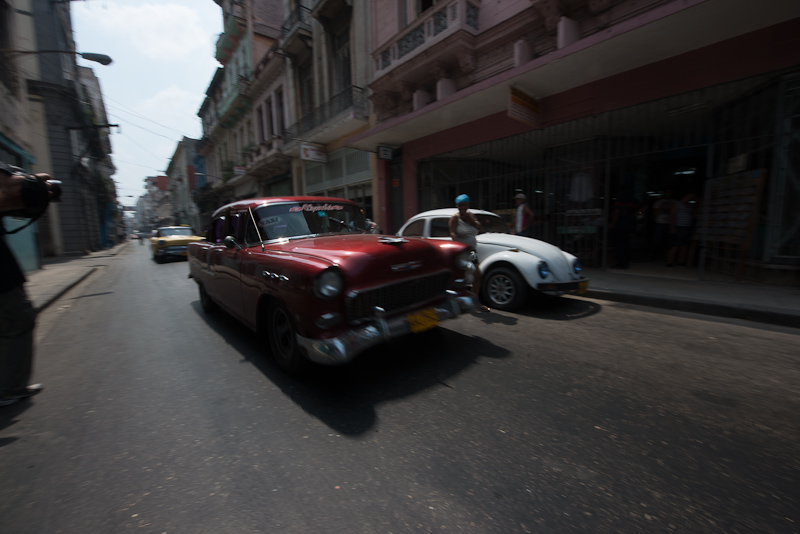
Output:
[296,290,478,365]
[536,278,589,295]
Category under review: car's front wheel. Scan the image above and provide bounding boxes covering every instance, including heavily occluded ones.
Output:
[266,302,308,375]
[482,267,528,311]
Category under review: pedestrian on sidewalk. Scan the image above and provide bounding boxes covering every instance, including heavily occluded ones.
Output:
[667,190,698,267]
[513,192,536,238]
[0,161,60,407]
[650,188,675,260]
[609,184,644,269]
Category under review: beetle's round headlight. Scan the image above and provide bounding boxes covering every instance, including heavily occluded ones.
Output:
[573,259,582,275]
[158,239,166,245]
[314,269,344,299]
[538,261,550,279]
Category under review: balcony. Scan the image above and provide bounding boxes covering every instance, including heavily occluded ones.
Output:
[373,0,480,80]
[281,5,313,59]
[219,75,252,129]
[283,86,367,149]
[244,137,292,177]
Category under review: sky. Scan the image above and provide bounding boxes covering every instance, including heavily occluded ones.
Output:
[71,0,223,204]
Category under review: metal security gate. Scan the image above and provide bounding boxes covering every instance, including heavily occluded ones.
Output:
[418,70,798,283]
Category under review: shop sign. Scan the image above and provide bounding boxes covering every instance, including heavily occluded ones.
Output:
[234,166,247,176]
[300,144,327,163]
[508,86,540,128]
[377,146,394,160]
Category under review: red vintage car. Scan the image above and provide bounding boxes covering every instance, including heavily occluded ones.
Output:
[188,197,478,373]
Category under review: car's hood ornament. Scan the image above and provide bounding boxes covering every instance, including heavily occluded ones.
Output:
[391,260,422,272]
[378,237,408,245]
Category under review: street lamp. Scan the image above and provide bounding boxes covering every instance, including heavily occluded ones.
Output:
[0,49,113,65]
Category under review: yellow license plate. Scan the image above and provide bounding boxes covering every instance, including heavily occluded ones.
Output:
[408,308,439,334]
[577,281,588,294]
[181,251,188,256]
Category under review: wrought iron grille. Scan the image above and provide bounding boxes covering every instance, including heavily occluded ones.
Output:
[281,5,312,37]
[284,86,365,140]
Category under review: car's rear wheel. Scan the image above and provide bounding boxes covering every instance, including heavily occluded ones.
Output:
[198,283,217,314]
[266,302,308,375]
[482,267,528,311]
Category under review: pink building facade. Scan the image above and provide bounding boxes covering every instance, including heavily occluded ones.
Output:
[348,0,800,283]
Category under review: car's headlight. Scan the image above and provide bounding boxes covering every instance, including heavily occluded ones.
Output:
[314,268,344,299]
[158,239,166,245]
[573,259,582,275]
[537,261,550,279]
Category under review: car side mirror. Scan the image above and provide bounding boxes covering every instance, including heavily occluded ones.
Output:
[224,235,241,250]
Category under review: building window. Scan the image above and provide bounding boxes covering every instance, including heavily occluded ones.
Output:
[275,87,285,135]
[330,17,352,95]
[418,0,437,16]
[298,61,313,119]
[265,97,274,138]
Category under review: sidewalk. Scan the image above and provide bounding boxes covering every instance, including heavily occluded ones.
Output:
[583,267,800,328]
[24,241,131,313]
[22,242,800,328]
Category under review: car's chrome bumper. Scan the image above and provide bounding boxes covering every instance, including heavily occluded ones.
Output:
[296,290,478,366]
[536,278,589,295]
[155,245,188,257]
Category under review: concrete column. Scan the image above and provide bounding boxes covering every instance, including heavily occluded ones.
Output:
[436,79,456,100]
[557,17,580,49]
[413,89,433,111]
[514,40,532,67]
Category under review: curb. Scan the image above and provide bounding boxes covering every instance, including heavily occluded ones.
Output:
[585,288,799,328]
[33,267,98,314]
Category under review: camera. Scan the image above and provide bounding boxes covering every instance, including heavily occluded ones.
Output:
[1,163,62,219]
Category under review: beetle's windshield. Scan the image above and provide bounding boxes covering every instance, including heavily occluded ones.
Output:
[253,201,370,240]
[475,214,511,234]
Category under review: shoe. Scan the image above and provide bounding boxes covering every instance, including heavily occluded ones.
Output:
[0,384,43,407]
[479,305,491,312]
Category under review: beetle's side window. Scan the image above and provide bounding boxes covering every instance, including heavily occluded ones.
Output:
[430,218,450,238]
[402,219,425,237]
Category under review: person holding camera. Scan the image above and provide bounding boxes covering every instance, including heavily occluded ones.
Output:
[0,161,61,407]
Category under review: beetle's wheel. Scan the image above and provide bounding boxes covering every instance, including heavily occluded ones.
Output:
[482,267,528,311]
[266,302,308,375]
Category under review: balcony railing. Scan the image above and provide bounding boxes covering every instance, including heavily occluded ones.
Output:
[281,5,312,38]
[284,86,366,141]
[375,0,480,76]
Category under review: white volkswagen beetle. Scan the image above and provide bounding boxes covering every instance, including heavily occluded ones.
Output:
[397,209,589,311]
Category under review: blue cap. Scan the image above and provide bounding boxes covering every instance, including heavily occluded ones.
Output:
[455,194,470,205]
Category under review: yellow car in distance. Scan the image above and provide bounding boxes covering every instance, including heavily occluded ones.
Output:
[150,225,203,263]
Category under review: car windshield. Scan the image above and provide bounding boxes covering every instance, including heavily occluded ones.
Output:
[253,201,370,240]
[475,213,511,234]
[157,227,194,237]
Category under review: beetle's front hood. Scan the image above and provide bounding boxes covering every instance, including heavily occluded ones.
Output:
[269,234,460,281]
[477,233,570,264]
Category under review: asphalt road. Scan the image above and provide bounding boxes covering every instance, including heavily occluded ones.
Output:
[1,244,798,534]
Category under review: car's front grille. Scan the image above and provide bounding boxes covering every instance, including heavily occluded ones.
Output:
[345,271,452,323]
